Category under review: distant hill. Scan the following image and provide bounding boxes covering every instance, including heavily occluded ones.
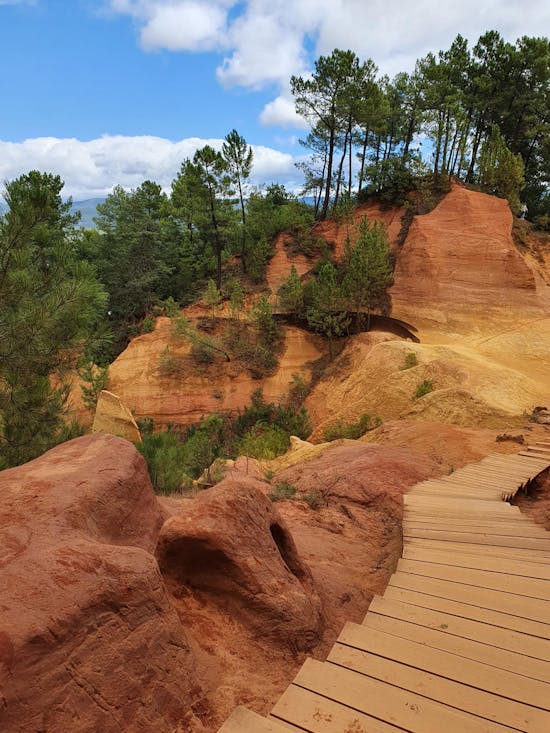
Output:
[71,198,105,229]
[0,197,106,229]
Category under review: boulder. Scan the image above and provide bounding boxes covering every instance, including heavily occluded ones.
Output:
[0,434,200,733]
[157,476,324,651]
[92,389,141,442]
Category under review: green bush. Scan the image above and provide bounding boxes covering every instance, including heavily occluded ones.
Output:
[191,341,216,364]
[400,352,418,370]
[238,423,290,460]
[137,392,313,493]
[323,413,381,441]
[141,316,155,333]
[414,379,434,399]
[288,373,310,407]
[268,482,297,502]
[137,431,189,495]
[162,296,180,317]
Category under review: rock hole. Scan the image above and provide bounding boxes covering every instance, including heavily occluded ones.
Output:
[270,523,305,580]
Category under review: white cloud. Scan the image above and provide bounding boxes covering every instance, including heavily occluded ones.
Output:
[0,135,296,200]
[108,0,550,124]
[260,94,308,129]
[107,0,236,51]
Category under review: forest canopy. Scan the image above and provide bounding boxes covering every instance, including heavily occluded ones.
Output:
[293,32,549,221]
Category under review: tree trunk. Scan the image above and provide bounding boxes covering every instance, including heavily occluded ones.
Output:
[466,113,485,183]
[348,115,353,198]
[433,111,444,174]
[441,108,451,173]
[208,186,222,290]
[357,127,369,194]
[403,100,418,157]
[321,111,336,220]
[237,178,247,273]
[333,130,348,210]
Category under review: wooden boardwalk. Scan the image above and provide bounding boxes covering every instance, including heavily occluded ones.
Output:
[219,443,550,733]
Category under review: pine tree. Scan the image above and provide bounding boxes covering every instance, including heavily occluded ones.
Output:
[305,263,350,359]
[222,130,253,271]
[478,125,525,214]
[0,172,107,467]
[342,217,393,329]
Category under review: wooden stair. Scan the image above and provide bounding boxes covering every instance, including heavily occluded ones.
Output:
[219,447,550,732]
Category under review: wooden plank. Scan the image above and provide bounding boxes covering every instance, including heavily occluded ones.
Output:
[404,495,518,513]
[328,643,550,731]
[270,685,403,733]
[402,519,550,547]
[403,527,550,550]
[404,510,535,524]
[483,452,548,464]
[219,707,301,732]
[413,482,503,494]
[404,519,541,534]
[293,658,513,733]
[383,584,550,639]
[404,492,514,506]
[442,474,525,486]
[396,558,550,600]
[339,622,550,711]
[388,573,550,629]
[368,594,550,667]
[404,508,525,521]
[403,520,549,538]
[517,452,550,464]
[411,488,503,501]
[402,546,550,580]
[456,463,536,474]
[405,537,550,562]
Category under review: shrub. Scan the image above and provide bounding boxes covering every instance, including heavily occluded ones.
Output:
[288,373,310,407]
[162,296,180,317]
[268,482,297,502]
[303,489,323,510]
[136,416,154,435]
[323,413,381,441]
[191,341,215,365]
[141,316,155,334]
[158,346,186,376]
[414,379,434,399]
[238,423,290,460]
[137,431,189,495]
[78,359,109,414]
[400,352,418,370]
[534,214,550,232]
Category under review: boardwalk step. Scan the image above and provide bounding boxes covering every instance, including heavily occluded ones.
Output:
[368,594,550,668]
[218,706,301,732]
[219,451,550,732]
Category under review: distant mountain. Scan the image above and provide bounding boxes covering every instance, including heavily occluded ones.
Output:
[0,197,106,229]
[71,198,105,229]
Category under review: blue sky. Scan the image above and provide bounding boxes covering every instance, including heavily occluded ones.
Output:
[0,0,548,199]
[0,1,280,144]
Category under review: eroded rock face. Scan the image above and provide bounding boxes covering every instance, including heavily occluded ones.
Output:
[107,321,325,430]
[92,389,141,442]
[391,183,537,318]
[0,435,200,733]
[157,476,324,651]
